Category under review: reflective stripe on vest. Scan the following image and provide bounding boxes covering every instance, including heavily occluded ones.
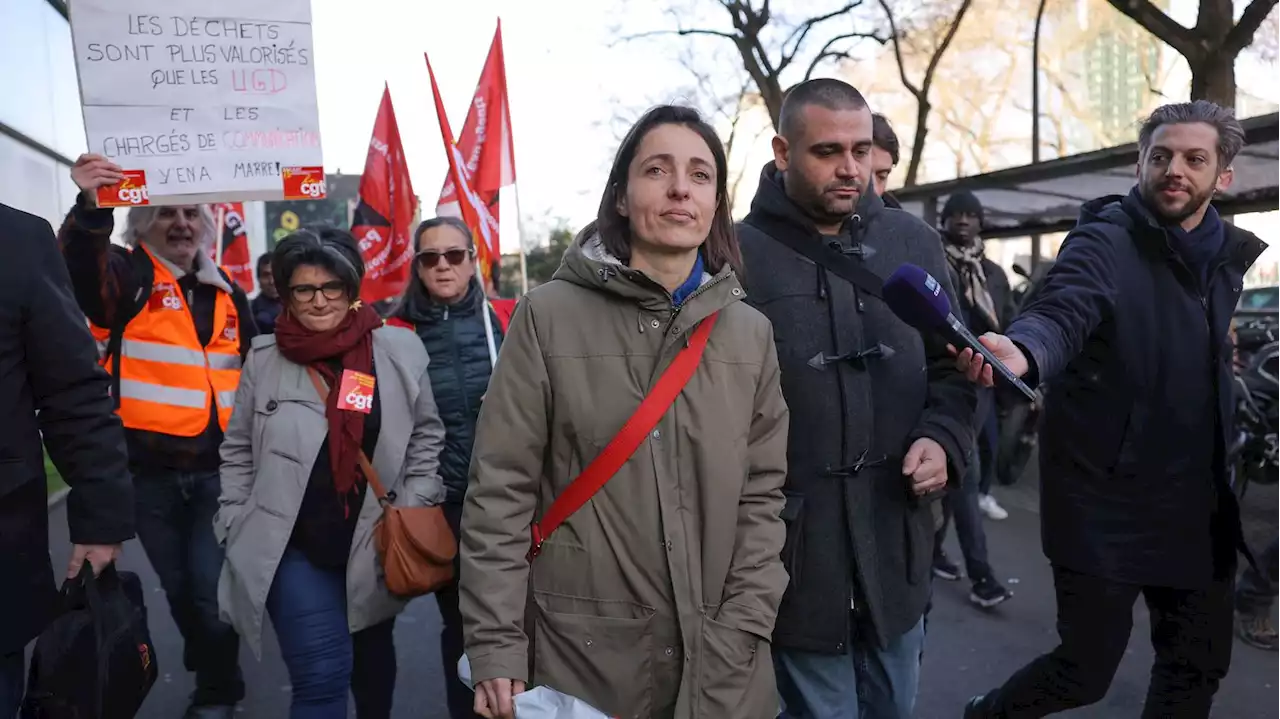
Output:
[113,248,242,437]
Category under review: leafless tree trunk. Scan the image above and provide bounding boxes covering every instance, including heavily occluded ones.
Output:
[879,0,975,186]
[1106,0,1277,108]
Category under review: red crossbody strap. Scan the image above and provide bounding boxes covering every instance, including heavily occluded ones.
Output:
[529,312,720,560]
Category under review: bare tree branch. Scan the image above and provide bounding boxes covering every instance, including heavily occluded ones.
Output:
[1223,0,1279,57]
[779,1,863,69]
[1104,0,1196,59]
[804,30,888,79]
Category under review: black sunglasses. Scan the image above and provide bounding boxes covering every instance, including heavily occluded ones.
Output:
[415,248,474,268]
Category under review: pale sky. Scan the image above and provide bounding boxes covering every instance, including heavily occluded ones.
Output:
[308,0,698,253]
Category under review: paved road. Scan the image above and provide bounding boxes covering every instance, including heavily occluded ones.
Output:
[42,473,1277,718]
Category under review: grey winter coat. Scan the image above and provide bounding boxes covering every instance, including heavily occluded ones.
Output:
[215,327,447,658]
[737,163,979,653]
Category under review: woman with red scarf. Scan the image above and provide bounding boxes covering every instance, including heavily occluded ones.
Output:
[216,228,446,718]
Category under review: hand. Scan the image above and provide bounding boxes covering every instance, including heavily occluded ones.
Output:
[903,437,948,496]
[67,543,122,579]
[71,153,125,200]
[474,678,526,719]
[951,333,1029,387]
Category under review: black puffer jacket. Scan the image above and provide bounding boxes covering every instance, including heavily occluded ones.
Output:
[394,277,504,504]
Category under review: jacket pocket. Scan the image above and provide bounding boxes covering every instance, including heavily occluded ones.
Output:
[695,613,776,718]
[779,491,805,589]
[531,594,654,718]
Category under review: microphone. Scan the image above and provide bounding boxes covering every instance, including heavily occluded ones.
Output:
[883,263,1039,402]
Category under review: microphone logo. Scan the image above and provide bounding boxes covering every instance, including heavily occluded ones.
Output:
[924,273,940,296]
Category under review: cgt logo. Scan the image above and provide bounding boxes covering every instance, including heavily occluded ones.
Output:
[97,170,151,207]
[282,165,326,200]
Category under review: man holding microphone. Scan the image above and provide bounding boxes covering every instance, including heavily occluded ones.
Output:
[957,101,1265,718]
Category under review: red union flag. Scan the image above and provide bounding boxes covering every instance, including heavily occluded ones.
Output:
[426,51,497,281]
[435,21,514,260]
[214,202,254,292]
[352,85,418,304]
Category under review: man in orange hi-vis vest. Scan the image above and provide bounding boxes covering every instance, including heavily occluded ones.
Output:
[61,154,257,719]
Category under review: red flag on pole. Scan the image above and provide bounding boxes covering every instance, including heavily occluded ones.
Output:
[426,52,498,282]
[352,85,418,304]
[436,21,514,258]
[214,202,254,293]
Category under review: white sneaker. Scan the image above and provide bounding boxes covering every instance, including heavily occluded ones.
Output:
[978,494,1009,520]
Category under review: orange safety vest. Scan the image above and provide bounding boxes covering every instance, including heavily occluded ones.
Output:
[103,248,243,437]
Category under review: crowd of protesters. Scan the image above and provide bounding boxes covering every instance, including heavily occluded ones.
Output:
[0,76,1275,719]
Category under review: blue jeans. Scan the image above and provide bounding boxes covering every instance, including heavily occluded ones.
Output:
[0,651,22,719]
[774,617,925,719]
[933,442,993,582]
[267,548,397,719]
[133,467,243,705]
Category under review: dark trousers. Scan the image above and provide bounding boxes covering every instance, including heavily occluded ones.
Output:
[0,652,21,719]
[934,442,992,582]
[267,547,397,719]
[1236,538,1279,616]
[133,467,243,705]
[439,502,481,718]
[986,565,1233,718]
[978,405,1000,495]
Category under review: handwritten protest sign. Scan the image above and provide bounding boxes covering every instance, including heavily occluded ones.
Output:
[69,0,325,204]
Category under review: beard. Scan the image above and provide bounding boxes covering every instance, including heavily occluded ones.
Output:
[1140,176,1215,226]
[786,172,863,227]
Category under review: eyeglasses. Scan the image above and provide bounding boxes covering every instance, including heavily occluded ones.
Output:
[415,248,473,268]
[289,281,347,303]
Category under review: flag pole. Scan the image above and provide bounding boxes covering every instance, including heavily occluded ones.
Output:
[512,184,529,295]
[214,205,225,264]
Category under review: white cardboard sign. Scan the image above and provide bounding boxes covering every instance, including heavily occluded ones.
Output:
[68,0,324,204]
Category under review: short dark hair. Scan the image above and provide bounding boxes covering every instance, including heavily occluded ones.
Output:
[596,104,742,276]
[778,79,868,140]
[256,252,272,275]
[1139,100,1245,169]
[872,113,900,165]
[414,216,473,250]
[272,227,365,301]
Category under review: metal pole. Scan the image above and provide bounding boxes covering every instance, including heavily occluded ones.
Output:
[1030,0,1048,273]
[512,185,530,295]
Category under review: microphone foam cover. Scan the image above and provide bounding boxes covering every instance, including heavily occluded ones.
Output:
[883,263,952,331]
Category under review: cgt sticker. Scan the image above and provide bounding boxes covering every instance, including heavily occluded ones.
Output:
[282,166,326,200]
[97,170,151,207]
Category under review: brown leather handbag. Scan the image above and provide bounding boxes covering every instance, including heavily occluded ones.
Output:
[307,367,456,598]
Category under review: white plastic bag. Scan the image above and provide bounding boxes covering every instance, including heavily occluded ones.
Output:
[458,654,614,719]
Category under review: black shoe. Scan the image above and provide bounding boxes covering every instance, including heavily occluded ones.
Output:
[933,552,963,581]
[969,577,1012,608]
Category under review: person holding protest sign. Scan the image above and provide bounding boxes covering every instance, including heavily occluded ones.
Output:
[459,105,790,719]
[216,228,446,719]
[59,153,256,719]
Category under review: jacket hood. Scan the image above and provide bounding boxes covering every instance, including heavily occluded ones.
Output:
[745,161,884,237]
[552,221,744,318]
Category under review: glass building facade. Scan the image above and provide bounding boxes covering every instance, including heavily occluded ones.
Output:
[0,0,87,227]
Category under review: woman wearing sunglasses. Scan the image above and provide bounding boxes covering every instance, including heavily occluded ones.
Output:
[217,228,446,718]
[386,217,506,718]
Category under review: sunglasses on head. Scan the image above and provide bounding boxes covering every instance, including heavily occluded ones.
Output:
[415,248,473,268]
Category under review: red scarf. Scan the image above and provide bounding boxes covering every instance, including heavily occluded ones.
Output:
[275,304,384,504]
